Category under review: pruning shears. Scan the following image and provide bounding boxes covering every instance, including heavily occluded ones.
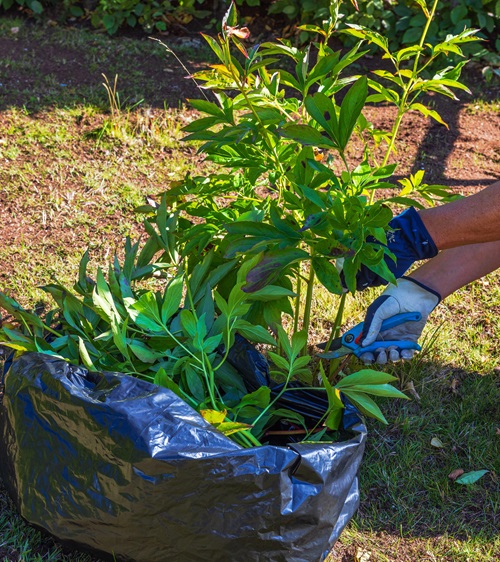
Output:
[317,312,422,360]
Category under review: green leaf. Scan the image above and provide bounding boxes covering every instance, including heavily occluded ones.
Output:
[78,337,97,371]
[161,275,184,324]
[29,0,43,15]
[304,92,339,144]
[214,360,247,394]
[455,470,489,486]
[319,363,344,430]
[187,98,225,118]
[235,320,276,346]
[222,0,238,30]
[244,285,297,302]
[450,5,468,25]
[297,184,326,209]
[128,341,165,364]
[410,103,448,128]
[202,333,223,354]
[402,26,423,45]
[237,386,271,410]
[270,408,307,430]
[312,257,343,295]
[189,250,214,296]
[133,292,163,327]
[335,370,397,388]
[338,76,367,149]
[351,384,408,399]
[343,24,389,54]
[244,248,309,292]
[341,390,388,424]
[268,350,290,372]
[225,221,281,237]
[184,363,206,402]
[201,33,224,63]
[109,314,129,361]
[180,309,197,338]
[155,368,195,405]
[291,330,307,359]
[279,123,336,148]
[76,249,91,294]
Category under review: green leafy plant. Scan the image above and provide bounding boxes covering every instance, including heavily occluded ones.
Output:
[132,0,475,433]
[0,0,481,447]
[0,194,407,445]
[168,0,472,326]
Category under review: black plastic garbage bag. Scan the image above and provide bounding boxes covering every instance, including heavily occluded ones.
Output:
[0,352,366,562]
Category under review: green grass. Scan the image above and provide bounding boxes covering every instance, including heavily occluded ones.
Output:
[0,15,499,562]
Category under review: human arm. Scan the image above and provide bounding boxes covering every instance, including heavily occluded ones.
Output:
[356,180,500,290]
[408,240,500,298]
[419,180,500,250]
[359,240,500,364]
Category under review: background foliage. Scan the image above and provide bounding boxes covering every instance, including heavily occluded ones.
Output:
[1,0,499,59]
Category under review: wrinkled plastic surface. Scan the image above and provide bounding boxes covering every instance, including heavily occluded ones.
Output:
[0,352,366,562]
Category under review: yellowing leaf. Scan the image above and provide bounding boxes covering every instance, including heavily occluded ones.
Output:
[200,409,227,425]
[216,421,252,436]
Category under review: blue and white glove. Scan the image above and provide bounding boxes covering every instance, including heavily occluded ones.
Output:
[355,207,438,290]
[360,277,441,364]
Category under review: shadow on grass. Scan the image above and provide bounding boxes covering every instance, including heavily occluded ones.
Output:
[354,358,499,542]
[0,17,212,113]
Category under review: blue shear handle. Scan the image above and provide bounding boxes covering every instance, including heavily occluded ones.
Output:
[379,311,422,332]
[355,311,423,356]
[359,339,421,356]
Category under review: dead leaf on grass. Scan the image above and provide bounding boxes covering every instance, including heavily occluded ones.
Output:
[431,437,444,448]
[405,380,420,401]
[496,427,500,436]
[355,547,371,562]
[448,468,464,481]
[450,378,459,393]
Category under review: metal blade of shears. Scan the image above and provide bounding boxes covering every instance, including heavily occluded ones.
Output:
[316,335,352,360]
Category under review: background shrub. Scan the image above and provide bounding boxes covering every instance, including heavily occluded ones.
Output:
[1,0,498,58]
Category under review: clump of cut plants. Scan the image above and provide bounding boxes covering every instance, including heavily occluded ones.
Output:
[0,0,480,447]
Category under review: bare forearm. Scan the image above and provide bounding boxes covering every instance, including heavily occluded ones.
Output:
[419,181,500,249]
[409,240,500,298]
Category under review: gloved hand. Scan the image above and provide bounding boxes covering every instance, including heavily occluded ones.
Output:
[359,277,441,364]
[355,207,438,291]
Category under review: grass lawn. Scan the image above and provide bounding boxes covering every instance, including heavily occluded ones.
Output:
[0,15,499,562]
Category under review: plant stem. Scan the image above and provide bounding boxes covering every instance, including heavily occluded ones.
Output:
[373,0,439,205]
[293,272,302,334]
[302,260,316,352]
[328,291,347,379]
[412,0,439,77]
[223,40,287,200]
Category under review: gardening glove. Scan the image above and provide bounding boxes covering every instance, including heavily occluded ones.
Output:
[359,277,441,364]
[355,207,438,291]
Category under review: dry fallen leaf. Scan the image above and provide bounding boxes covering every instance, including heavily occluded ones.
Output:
[450,378,459,393]
[496,427,500,436]
[431,437,444,448]
[355,547,371,562]
[448,468,464,481]
[405,380,421,401]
